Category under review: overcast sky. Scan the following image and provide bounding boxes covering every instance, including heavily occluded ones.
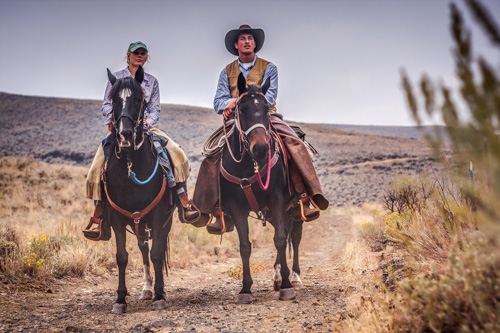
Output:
[1,0,499,126]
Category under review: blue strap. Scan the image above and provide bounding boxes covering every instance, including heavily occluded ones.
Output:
[128,157,160,185]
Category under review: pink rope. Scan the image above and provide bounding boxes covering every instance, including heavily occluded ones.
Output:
[257,141,272,190]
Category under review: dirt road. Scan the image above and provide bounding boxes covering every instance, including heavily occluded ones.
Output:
[1,214,353,332]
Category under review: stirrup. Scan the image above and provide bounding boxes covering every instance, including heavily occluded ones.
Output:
[178,200,202,224]
[83,203,111,241]
[82,217,111,241]
[206,212,227,235]
[298,198,320,222]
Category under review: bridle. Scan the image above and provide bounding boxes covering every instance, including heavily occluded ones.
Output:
[224,91,272,164]
[113,93,147,155]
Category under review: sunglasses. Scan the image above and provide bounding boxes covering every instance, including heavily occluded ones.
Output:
[132,51,147,56]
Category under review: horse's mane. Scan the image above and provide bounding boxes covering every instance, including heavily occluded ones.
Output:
[109,76,144,101]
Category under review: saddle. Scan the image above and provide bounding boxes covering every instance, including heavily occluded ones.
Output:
[193,125,320,235]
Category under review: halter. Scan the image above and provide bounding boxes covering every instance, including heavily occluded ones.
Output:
[235,91,271,150]
[225,91,271,164]
[113,98,147,154]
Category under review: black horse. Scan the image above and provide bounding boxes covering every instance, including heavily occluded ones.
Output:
[220,74,304,303]
[104,66,174,314]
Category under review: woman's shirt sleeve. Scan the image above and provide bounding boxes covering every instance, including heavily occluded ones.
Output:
[144,78,161,126]
[100,81,113,125]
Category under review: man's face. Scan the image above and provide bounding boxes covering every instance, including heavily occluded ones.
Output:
[234,33,256,56]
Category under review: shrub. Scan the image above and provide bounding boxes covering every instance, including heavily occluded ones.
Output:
[23,234,49,275]
[349,1,500,331]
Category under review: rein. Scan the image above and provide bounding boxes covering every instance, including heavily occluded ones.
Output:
[256,141,272,190]
[221,141,280,214]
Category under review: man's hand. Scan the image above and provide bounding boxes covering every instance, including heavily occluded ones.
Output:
[107,123,113,132]
[223,98,237,120]
[143,119,151,128]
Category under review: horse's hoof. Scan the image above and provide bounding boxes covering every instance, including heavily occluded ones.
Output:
[291,280,304,290]
[152,299,167,311]
[279,288,296,301]
[236,293,253,304]
[291,272,303,290]
[273,280,282,291]
[140,289,153,300]
[111,303,127,314]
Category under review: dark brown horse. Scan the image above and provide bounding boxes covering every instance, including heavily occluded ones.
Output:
[220,74,304,303]
[104,66,174,314]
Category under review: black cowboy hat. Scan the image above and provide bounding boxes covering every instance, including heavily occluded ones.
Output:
[225,24,265,56]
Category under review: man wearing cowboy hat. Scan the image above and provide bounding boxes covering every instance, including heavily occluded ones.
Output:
[193,25,329,234]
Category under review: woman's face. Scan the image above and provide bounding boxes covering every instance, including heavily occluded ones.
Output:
[128,48,148,67]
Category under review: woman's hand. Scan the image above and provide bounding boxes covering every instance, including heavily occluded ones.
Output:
[143,119,151,128]
[107,124,113,132]
[223,98,237,120]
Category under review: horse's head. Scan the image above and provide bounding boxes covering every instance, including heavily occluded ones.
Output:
[107,66,146,150]
[235,73,271,161]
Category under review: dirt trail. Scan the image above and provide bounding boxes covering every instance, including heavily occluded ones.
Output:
[1,214,353,332]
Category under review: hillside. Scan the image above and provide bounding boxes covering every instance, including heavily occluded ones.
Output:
[0,92,444,207]
[318,123,449,141]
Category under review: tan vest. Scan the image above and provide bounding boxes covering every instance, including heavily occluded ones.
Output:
[226,58,277,113]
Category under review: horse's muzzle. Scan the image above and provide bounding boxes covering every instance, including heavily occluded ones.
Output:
[251,143,269,161]
[119,134,132,148]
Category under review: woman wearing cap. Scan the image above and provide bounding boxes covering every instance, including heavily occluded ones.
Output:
[83,41,198,241]
[193,25,329,234]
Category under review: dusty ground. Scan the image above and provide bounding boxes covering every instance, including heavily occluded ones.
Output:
[0,214,353,332]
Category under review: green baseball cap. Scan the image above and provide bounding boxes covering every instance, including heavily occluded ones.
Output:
[128,41,148,52]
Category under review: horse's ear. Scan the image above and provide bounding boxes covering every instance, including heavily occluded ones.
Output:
[135,65,144,84]
[237,72,247,96]
[261,77,270,95]
[107,68,116,85]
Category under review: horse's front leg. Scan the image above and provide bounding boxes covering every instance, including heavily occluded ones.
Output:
[271,199,296,301]
[149,209,173,310]
[230,205,253,304]
[111,217,128,314]
[138,229,153,300]
[273,257,282,291]
[290,219,304,290]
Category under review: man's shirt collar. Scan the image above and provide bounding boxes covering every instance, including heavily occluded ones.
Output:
[238,54,258,71]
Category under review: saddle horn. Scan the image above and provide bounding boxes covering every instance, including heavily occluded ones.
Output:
[107,68,117,85]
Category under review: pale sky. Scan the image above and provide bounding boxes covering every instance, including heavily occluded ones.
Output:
[1,0,499,126]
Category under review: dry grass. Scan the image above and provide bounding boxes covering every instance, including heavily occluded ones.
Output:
[224,260,269,280]
[340,174,500,332]
[0,156,274,288]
